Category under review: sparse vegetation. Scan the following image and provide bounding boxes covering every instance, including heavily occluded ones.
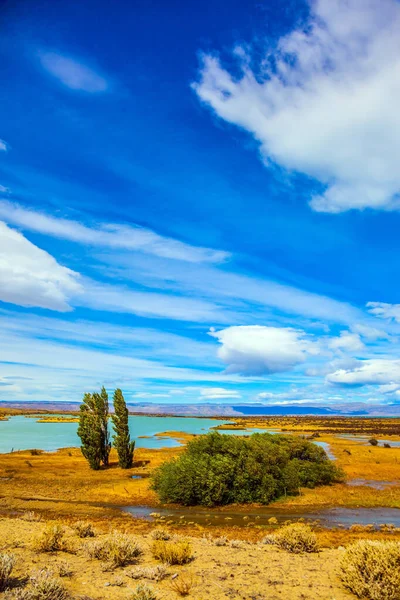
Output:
[152,432,344,506]
[86,532,143,568]
[150,528,171,541]
[112,388,135,469]
[0,553,15,592]
[340,540,400,600]
[273,523,319,554]
[74,521,95,538]
[152,540,193,565]
[33,525,65,553]
[127,565,168,582]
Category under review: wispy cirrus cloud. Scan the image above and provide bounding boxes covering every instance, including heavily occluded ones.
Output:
[0,139,8,152]
[38,51,108,92]
[0,200,229,264]
[193,0,400,213]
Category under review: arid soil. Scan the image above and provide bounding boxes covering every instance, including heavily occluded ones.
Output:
[0,516,355,600]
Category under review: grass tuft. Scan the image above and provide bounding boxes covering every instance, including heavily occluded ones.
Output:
[86,532,142,568]
[0,553,15,592]
[169,572,195,596]
[73,522,95,539]
[130,584,158,600]
[152,540,193,565]
[150,528,170,541]
[33,525,65,553]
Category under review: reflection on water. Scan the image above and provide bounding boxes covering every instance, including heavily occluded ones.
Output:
[123,504,400,529]
[338,434,400,447]
[346,478,399,490]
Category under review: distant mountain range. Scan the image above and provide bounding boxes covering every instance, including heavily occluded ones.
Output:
[1,400,400,416]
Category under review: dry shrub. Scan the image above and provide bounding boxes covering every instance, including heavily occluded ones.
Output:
[214,536,228,546]
[20,512,41,522]
[274,523,318,554]
[169,572,195,596]
[127,565,168,582]
[230,539,245,549]
[33,525,65,553]
[27,569,69,600]
[262,534,276,545]
[0,553,15,591]
[130,584,158,600]
[73,522,95,539]
[150,528,170,541]
[86,532,142,568]
[56,562,72,578]
[340,540,400,600]
[152,540,193,565]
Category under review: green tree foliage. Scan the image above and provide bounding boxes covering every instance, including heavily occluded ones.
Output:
[112,388,135,469]
[77,393,103,470]
[152,432,344,506]
[77,387,111,469]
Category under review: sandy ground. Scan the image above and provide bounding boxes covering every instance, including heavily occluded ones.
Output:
[0,516,354,600]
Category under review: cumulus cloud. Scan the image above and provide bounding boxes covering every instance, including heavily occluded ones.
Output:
[0,222,81,311]
[210,325,319,375]
[200,387,241,399]
[367,301,400,323]
[328,331,365,352]
[194,0,400,213]
[38,51,108,92]
[0,200,229,264]
[327,359,400,386]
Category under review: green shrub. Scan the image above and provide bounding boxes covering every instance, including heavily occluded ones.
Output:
[0,553,15,591]
[152,540,193,565]
[273,523,318,553]
[86,532,142,568]
[130,585,158,600]
[340,540,400,600]
[152,432,343,506]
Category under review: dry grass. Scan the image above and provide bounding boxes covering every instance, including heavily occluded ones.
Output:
[150,528,170,541]
[0,553,15,591]
[127,565,168,582]
[169,572,196,596]
[340,540,400,600]
[274,524,319,554]
[73,522,95,539]
[152,540,193,565]
[32,525,65,553]
[86,532,143,568]
[55,562,72,578]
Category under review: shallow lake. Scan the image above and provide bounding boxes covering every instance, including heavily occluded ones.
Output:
[123,504,400,529]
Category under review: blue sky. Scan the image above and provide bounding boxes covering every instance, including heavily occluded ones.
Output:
[2,0,400,407]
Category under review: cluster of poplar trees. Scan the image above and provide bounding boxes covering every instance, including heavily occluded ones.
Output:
[77,387,135,470]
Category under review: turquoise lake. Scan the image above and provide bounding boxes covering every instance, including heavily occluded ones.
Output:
[0,415,235,453]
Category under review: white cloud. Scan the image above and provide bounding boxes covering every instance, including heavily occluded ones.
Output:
[367,301,400,323]
[38,51,108,92]
[194,0,400,213]
[0,222,81,311]
[200,387,241,399]
[327,358,400,386]
[352,322,391,340]
[132,392,171,398]
[0,200,229,264]
[210,325,319,375]
[329,331,365,352]
[0,139,8,152]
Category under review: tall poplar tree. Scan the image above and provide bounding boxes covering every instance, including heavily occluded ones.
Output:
[77,387,111,469]
[77,392,102,470]
[112,388,135,469]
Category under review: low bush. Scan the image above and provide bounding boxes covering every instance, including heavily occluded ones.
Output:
[33,525,65,553]
[273,523,318,554]
[0,553,15,592]
[152,540,193,565]
[152,432,343,506]
[340,540,400,600]
[74,522,95,538]
[369,438,379,446]
[28,569,69,600]
[86,532,142,568]
[130,585,158,600]
[127,565,168,582]
[56,562,72,578]
[214,536,228,546]
[150,528,170,541]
